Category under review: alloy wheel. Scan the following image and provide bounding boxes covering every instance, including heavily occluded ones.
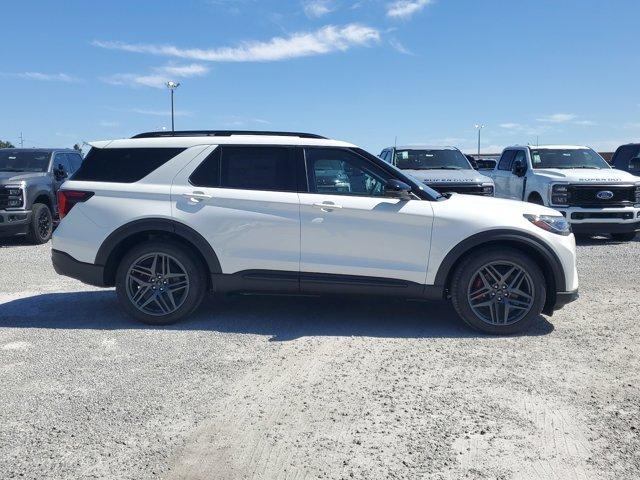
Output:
[467,261,535,325]
[125,253,190,316]
[38,208,52,240]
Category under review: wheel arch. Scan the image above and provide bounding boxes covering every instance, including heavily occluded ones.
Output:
[95,218,221,287]
[527,191,544,204]
[435,230,566,315]
[32,191,53,209]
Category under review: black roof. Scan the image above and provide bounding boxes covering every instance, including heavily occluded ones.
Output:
[131,130,327,139]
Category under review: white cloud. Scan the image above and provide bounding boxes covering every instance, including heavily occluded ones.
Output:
[536,113,577,123]
[92,24,380,63]
[101,63,209,88]
[303,0,333,18]
[387,0,432,19]
[389,38,414,55]
[535,113,597,126]
[0,72,80,82]
[500,123,522,130]
[105,107,192,117]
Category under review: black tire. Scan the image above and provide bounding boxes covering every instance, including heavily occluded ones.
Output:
[450,248,547,335]
[115,240,207,325]
[26,203,53,244]
[610,232,637,242]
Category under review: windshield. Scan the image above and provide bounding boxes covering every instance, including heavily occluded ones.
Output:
[531,148,610,169]
[394,149,472,170]
[0,150,51,173]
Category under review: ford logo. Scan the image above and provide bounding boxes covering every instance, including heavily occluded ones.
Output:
[596,190,614,200]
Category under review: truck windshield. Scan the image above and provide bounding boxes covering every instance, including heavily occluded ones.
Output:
[394,149,472,170]
[0,150,51,173]
[530,149,610,169]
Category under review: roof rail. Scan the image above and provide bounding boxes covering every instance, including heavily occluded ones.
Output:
[131,130,327,139]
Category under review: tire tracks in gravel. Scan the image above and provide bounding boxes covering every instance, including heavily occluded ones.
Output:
[164,335,354,480]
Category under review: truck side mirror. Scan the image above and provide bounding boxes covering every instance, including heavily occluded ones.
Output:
[54,164,67,180]
[512,160,526,177]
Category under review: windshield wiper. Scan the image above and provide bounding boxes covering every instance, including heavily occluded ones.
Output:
[0,168,26,172]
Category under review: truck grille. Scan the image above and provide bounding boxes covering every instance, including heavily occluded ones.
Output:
[567,184,636,207]
[429,183,490,196]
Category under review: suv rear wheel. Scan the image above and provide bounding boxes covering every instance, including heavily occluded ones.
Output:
[115,240,207,325]
[450,248,546,334]
[26,203,53,244]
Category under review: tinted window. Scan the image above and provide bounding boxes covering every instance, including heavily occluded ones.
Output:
[393,149,472,170]
[498,150,516,170]
[219,146,297,191]
[189,148,221,187]
[512,150,527,172]
[305,148,390,197]
[67,153,83,172]
[0,150,51,173]
[530,148,609,169]
[72,147,185,183]
[613,145,640,173]
[53,153,72,174]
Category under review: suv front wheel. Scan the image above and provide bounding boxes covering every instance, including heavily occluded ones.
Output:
[115,241,207,325]
[450,248,546,334]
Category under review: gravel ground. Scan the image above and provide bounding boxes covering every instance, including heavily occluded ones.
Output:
[0,235,638,479]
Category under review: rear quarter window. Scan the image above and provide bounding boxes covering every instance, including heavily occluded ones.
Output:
[72,147,185,183]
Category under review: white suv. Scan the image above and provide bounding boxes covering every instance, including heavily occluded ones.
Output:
[52,131,579,334]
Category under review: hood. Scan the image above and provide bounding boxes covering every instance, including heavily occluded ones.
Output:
[402,168,494,184]
[446,192,559,216]
[0,171,48,184]
[533,168,640,183]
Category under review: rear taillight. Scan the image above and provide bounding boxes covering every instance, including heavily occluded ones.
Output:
[57,190,94,219]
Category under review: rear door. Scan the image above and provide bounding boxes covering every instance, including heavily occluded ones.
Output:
[171,145,302,277]
[298,147,433,287]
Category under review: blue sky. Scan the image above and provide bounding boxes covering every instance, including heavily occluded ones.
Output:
[1,0,639,154]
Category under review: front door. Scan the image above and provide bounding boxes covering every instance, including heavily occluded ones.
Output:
[298,147,433,288]
[506,150,527,200]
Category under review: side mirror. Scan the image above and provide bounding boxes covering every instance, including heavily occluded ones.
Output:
[512,160,526,177]
[54,164,67,180]
[384,179,412,200]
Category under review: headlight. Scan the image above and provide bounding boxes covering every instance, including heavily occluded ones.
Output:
[482,184,494,196]
[4,186,24,208]
[524,214,571,236]
[550,184,569,205]
[635,184,640,204]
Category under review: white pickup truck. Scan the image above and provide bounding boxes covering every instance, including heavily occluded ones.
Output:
[486,145,640,240]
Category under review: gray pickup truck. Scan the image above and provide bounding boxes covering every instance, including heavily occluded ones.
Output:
[0,148,83,243]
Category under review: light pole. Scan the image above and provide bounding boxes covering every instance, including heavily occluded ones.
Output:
[474,124,485,156]
[166,81,180,132]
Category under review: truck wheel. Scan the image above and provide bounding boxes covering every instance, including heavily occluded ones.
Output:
[115,240,207,325]
[610,232,637,242]
[450,248,546,335]
[26,203,53,244]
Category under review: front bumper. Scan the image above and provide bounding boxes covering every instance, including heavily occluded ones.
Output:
[554,206,640,234]
[0,210,31,237]
[52,249,107,287]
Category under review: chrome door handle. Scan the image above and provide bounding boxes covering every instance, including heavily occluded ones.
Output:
[313,202,342,211]
[182,191,213,202]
